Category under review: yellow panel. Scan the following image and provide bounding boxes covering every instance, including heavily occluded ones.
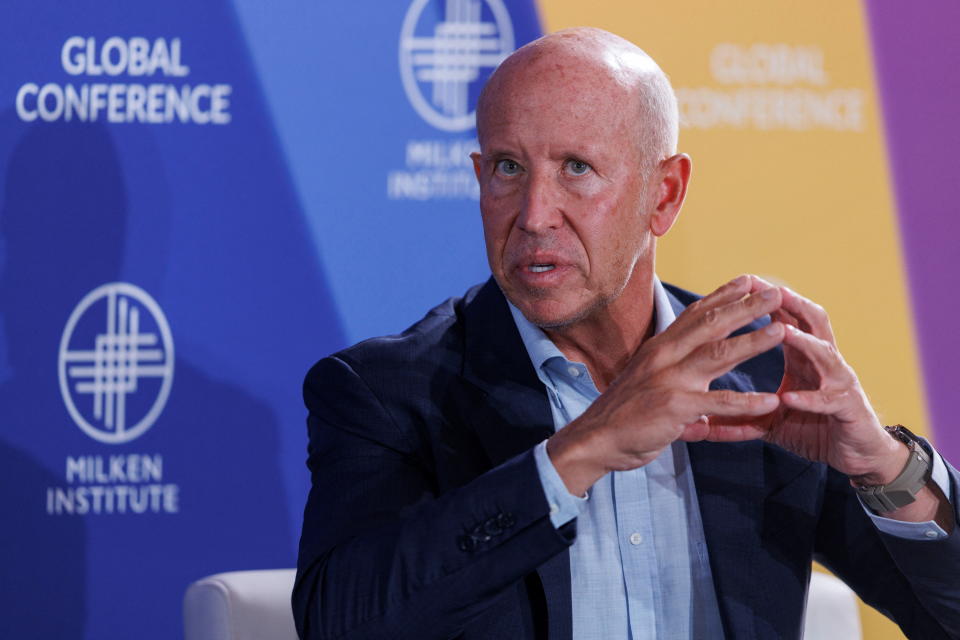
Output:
[535,2,928,639]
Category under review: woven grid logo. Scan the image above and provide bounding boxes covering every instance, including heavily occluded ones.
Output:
[58,283,174,444]
[399,0,515,132]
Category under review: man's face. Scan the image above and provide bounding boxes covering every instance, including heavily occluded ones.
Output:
[473,60,657,329]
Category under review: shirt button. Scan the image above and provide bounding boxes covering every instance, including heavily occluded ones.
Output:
[549,503,559,516]
[925,530,939,539]
[568,366,581,377]
[629,532,643,545]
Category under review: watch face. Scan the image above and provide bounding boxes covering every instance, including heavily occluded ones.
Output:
[886,425,912,446]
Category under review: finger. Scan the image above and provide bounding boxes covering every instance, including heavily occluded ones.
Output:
[650,276,771,368]
[679,411,769,442]
[679,321,785,380]
[671,286,783,357]
[663,389,777,431]
[771,306,799,329]
[782,324,852,384]
[780,389,860,421]
[682,423,769,443]
[681,274,775,319]
[745,274,777,295]
[695,388,780,417]
[683,274,753,315]
[780,287,836,343]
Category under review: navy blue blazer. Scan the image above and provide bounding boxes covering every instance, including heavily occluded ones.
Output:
[294,279,960,639]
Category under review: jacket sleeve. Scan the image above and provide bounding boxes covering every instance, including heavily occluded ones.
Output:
[814,457,960,639]
[292,355,574,640]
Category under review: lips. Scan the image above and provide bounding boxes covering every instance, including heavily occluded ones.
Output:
[508,253,576,287]
[519,255,567,274]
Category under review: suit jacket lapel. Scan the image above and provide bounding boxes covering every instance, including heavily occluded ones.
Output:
[460,279,555,466]
[459,279,573,639]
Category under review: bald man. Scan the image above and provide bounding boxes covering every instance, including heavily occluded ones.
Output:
[294,28,960,640]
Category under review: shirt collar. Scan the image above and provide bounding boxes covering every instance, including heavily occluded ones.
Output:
[508,276,677,374]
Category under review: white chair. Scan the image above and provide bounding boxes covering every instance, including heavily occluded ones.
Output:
[803,571,862,640]
[183,567,861,640]
[184,569,298,640]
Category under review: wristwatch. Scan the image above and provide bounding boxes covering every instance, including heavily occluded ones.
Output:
[855,425,932,513]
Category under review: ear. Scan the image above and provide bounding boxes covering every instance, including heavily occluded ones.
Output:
[649,153,692,237]
[471,152,482,181]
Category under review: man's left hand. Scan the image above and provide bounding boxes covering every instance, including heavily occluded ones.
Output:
[761,283,902,483]
[712,277,952,529]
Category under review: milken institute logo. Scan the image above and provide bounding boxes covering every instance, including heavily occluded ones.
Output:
[399,0,515,132]
[58,283,174,444]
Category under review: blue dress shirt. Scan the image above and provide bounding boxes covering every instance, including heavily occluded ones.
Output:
[510,277,951,639]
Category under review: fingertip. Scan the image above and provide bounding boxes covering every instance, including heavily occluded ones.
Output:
[780,391,812,412]
[744,275,774,296]
[772,308,800,327]
[781,327,802,350]
[763,321,784,338]
[738,393,779,414]
[727,274,750,293]
[779,286,802,311]
[759,393,779,409]
[782,323,803,341]
[751,274,774,288]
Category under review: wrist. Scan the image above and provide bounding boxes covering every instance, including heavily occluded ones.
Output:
[852,425,934,514]
[850,430,911,487]
[546,427,607,497]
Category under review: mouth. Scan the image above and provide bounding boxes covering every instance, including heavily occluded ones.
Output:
[529,263,556,273]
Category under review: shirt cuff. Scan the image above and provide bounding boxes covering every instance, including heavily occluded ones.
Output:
[533,439,588,528]
[864,448,952,541]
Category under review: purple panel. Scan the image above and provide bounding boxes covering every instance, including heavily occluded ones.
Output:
[866,1,960,461]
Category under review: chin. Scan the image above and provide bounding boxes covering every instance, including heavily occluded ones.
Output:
[511,295,599,330]
[495,272,605,330]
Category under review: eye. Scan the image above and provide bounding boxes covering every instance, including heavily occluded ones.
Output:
[565,159,592,176]
[495,159,522,176]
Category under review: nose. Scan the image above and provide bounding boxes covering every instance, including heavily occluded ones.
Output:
[516,171,563,234]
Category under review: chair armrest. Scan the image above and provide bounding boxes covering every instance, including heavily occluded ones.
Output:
[802,571,862,640]
[184,569,298,640]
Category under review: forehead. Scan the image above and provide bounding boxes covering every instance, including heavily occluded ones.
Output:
[478,56,640,156]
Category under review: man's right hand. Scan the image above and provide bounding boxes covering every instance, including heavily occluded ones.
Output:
[546,275,785,497]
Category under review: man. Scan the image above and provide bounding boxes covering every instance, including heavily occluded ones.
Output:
[293,28,960,639]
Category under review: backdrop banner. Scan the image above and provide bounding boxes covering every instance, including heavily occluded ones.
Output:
[534,2,954,639]
[0,1,540,638]
[1,2,956,639]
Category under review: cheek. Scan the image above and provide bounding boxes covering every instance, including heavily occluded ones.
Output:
[576,195,646,270]
[480,197,512,252]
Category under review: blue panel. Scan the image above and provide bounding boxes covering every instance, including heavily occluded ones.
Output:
[232,0,542,343]
[0,0,539,640]
[0,1,351,638]
[0,1,542,637]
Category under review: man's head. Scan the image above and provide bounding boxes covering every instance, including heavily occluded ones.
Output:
[472,27,690,330]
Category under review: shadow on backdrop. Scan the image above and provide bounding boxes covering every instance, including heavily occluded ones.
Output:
[0,114,293,639]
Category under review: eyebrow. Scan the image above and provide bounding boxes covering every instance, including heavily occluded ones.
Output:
[478,147,523,163]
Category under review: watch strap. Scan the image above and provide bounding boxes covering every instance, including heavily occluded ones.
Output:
[855,425,932,513]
